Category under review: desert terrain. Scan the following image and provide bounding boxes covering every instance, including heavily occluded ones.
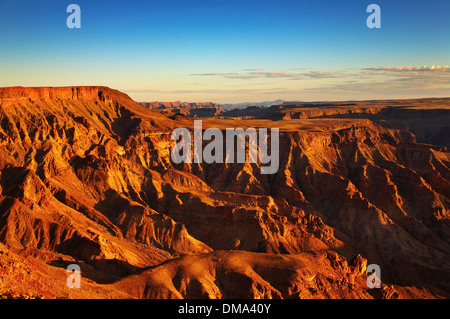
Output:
[0,86,449,299]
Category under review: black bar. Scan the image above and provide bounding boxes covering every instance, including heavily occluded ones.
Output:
[0,299,447,317]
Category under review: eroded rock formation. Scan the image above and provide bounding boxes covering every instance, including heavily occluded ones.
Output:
[0,87,448,298]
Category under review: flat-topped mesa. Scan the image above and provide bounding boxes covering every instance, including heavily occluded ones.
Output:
[0,86,194,139]
[0,86,132,103]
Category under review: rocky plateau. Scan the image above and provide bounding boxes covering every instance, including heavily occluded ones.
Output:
[0,86,449,299]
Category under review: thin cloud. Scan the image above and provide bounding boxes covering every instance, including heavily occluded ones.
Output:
[186,65,450,97]
[302,66,450,95]
[190,71,302,79]
[190,72,258,79]
[362,65,450,87]
[248,71,303,78]
[190,72,240,76]
[425,57,441,62]
[365,65,450,72]
[303,71,342,79]
[190,69,344,80]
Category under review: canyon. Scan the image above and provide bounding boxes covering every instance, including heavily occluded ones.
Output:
[0,86,449,299]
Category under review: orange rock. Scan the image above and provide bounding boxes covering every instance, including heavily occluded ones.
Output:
[0,87,448,299]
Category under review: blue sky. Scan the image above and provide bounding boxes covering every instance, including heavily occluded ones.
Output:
[0,0,449,102]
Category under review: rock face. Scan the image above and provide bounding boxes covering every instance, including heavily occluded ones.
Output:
[153,98,450,148]
[114,250,382,299]
[0,86,449,299]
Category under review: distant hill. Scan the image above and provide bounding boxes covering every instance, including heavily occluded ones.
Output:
[139,101,219,109]
[139,99,297,112]
[139,99,293,118]
[218,99,288,110]
[139,101,224,117]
